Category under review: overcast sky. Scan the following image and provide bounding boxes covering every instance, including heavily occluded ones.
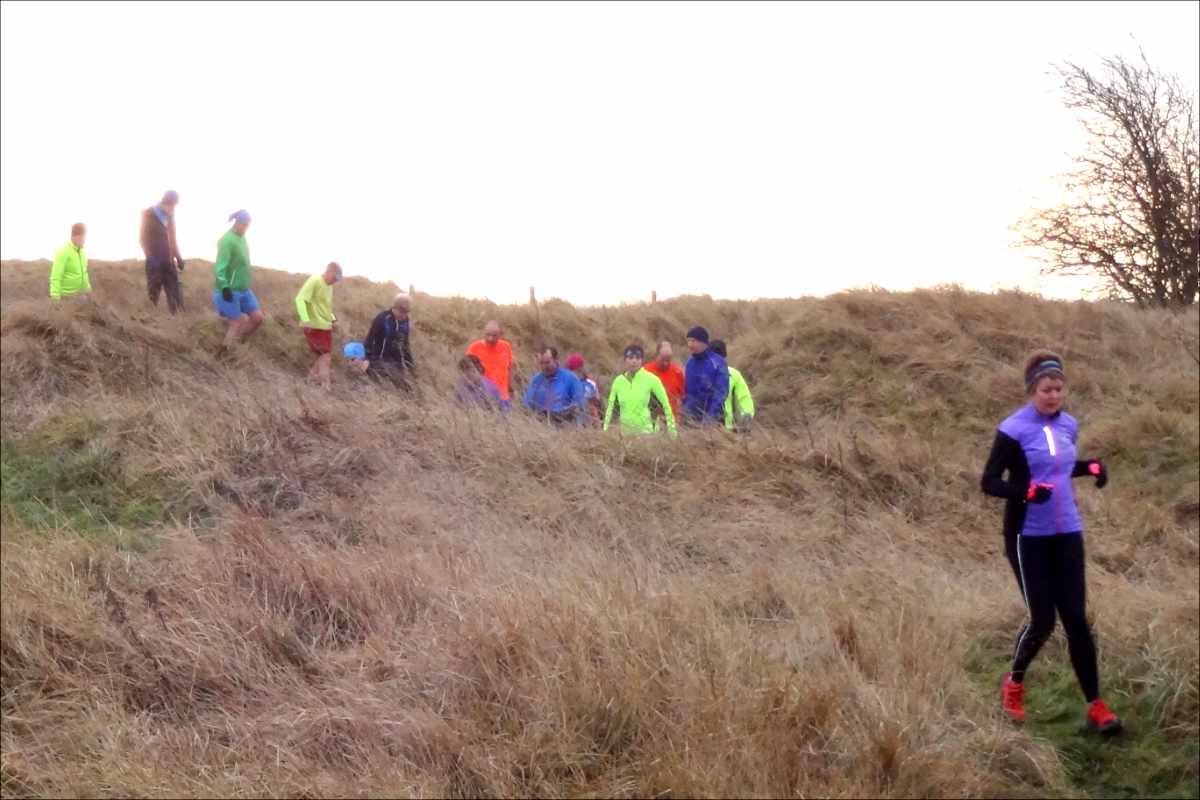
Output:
[2,1,1197,304]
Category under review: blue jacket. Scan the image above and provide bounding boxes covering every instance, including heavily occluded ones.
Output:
[524,368,585,417]
[981,403,1086,537]
[684,348,730,422]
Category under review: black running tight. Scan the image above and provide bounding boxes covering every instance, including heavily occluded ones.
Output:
[1005,532,1100,702]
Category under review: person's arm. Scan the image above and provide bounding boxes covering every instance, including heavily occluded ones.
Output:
[214,236,233,290]
[651,375,677,436]
[980,431,1025,500]
[49,248,67,299]
[523,377,537,410]
[1072,458,1108,487]
[295,278,314,326]
[80,253,91,293]
[734,372,755,419]
[363,314,384,360]
[168,216,183,264]
[138,210,151,257]
[603,380,618,431]
[401,326,415,372]
[708,362,730,419]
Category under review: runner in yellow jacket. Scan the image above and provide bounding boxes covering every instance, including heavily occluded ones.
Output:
[711,340,755,431]
[603,345,677,436]
[49,223,91,300]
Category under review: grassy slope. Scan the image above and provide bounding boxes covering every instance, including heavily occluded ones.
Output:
[1,259,1197,799]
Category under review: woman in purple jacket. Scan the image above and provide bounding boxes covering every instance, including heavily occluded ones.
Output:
[980,350,1121,734]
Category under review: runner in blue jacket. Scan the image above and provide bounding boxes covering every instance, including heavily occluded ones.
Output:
[980,350,1120,735]
[523,347,585,426]
[682,326,729,424]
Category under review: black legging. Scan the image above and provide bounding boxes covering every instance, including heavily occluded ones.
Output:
[1005,533,1099,702]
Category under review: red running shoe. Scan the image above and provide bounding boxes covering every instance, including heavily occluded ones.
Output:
[1086,699,1122,735]
[1001,672,1026,724]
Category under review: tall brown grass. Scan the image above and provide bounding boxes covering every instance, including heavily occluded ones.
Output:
[1,259,1197,798]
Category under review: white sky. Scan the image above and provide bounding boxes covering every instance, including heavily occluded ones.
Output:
[2,1,1197,305]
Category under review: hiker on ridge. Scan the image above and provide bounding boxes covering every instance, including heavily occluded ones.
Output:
[295,262,342,390]
[603,344,677,437]
[642,340,685,427]
[980,350,1121,735]
[363,293,415,386]
[523,346,585,426]
[466,320,515,406]
[213,210,264,348]
[139,190,185,314]
[709,339,755,432]
[49,223,90,301]
[682,326,729,426]
[565,352,603,427]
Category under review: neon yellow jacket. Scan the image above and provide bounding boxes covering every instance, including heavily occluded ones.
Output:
[295,274,336,330]
[604,369,677,436]
[724,366,755,430]
[49,242,90,298]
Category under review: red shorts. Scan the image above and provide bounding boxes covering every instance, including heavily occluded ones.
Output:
[304,328,332,354]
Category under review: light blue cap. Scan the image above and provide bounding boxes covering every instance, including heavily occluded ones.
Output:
[343,341,365,360]
[228,209,251,225]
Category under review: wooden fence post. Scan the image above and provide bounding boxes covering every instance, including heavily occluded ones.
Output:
[408,283,415,297]
[529,286,537,305]
[651,290,657,304]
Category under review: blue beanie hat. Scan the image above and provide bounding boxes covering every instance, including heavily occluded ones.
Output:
[229,209,251,225]
[343,341,366,360]
[686,326,710,344]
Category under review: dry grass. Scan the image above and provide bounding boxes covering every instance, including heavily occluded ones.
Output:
[1,259,1197,798]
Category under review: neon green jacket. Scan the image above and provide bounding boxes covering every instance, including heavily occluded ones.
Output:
[214,229,251,291]
[49,243,90,298]
[295,274,336,330]
[724,366,755,430]
[604,369,677,436]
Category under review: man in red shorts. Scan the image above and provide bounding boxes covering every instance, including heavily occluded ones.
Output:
[295,261,342,389]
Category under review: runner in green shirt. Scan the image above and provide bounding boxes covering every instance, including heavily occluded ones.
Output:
[603,345,677,437]
[212,210,263,348]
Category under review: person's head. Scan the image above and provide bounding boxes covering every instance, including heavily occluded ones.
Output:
[565,352,585,376]
[390,293,411,320]
[709,339,728,359]
[160,190,179,211]
[654,340,673,368]
[342,341,368,373]
[622,345,644,375]
[459,354,486,382]
[538,346,559,378]
[686,326,710,355]
[483,320,503,346]
[229,209,251,235]
[69,222,86,247]
[1024,350,1066,416]
[323,262,343,285]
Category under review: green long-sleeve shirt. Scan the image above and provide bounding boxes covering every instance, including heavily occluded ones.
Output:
[49,242,90,298]
[213,229,251,291]
[724,366,755,430]
[295,274,336,330]
[604,369,677,436]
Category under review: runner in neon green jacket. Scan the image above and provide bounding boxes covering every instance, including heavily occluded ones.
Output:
[711,341,755,431]
[603,345,677,436]
[49,224,91,299]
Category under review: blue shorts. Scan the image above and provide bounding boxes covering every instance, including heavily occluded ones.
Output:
[213,288,261,320]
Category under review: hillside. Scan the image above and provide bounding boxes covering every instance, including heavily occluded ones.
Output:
[1,259,1197,799]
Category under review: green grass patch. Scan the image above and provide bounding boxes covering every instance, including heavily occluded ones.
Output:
[967,637,1200,799]
[0,438,169,552]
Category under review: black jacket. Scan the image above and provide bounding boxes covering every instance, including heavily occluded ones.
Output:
[139,207,182,266]
[363,309,414,370]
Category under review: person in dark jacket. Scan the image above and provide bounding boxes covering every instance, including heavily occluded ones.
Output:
[363,293,415,386]
[139,190,185,314]
[682,326,729,425]
[980,349,1121,735]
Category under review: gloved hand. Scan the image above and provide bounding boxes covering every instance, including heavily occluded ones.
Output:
[176,258,185,272]
[1087,460,1108,489]
[221,287,233,303]
[1026,483,1053,504]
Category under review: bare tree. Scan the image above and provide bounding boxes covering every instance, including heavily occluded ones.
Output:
[1016,50,1199,308]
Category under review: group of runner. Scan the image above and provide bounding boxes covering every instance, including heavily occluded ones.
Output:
[45,198,1122,736]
